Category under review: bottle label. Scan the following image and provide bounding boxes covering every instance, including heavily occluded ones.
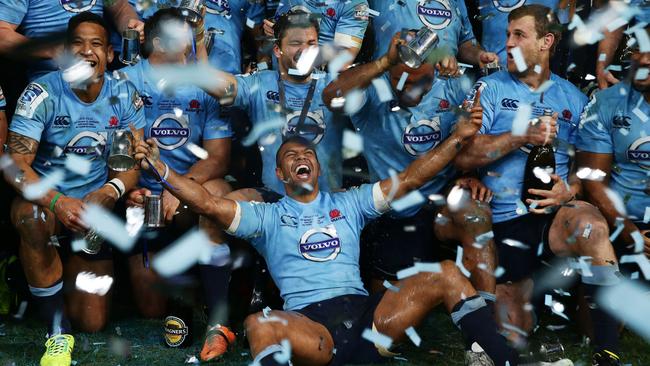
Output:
[164,316,189,347]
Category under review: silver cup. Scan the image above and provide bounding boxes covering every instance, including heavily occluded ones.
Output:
[398,27,439,69]
[481,61,502,76]
[82,230,104,255]
[179,0,204,25]
[119,29,140,65]
[145,195,165,228]
[108,129,135,172]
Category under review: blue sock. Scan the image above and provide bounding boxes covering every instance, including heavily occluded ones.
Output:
[199,244,231,326]
[29,279,71,335]
[583,265,621,354]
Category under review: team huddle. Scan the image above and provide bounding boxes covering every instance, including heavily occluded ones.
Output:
[0,0,648,366]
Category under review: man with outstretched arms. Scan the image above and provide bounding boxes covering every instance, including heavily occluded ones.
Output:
[4,12,145,366]
[454,5,623,365]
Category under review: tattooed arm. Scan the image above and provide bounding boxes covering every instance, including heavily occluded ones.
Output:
[5,132,87,232]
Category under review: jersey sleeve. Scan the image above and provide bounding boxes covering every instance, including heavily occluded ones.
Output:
[456,0,476,45]
[575,94,613,154]
[203,92,233,139]
[0,0,28,26]
[226,201,269,251]
[342,183,386,228]
[333,0,369,49]
[122,81,146,129]
[233,74,254,111]
[245,0,266,24]
[10,82,51,142]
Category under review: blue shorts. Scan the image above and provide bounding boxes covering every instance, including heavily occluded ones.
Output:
[294,293,385,365]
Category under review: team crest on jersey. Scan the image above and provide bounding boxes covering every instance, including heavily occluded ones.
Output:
[299,225,341,262]
[16,83,49,119]
[354,3,369,20]
[64,131,107,157]
[283,109,326,144]
[329,209,345,222]
[627,137,650,170]
[613,113,632,130]
[151,113,191,150]
[60,0,97,13]
[186,99,203,112]
[417,0,453,30]
[132,90,144,111]
[491,0,526,13]
[205,0,232,17]
[403,117,442,156]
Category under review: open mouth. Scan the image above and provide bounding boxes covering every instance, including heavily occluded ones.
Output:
[294,164,311,180]
[85,60,98,68]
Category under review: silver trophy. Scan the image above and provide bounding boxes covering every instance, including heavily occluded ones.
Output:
[481,61,502,76]
[398,27,439,69]
[107,129,135,172]
[119,29,140,65]
[144,195,165,228]
[179,0,204,25]
[82,230,104,255]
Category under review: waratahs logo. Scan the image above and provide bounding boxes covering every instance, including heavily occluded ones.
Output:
[283,110,326,144]
[491,0,526,13]
[299,225,341,262]
[60,0,97,13]
[627,137,650,170]
[150,114,191,151]
[205,0,231,16]
[64,131,107,157]
[403,117,442,156]
[417,0,453,30]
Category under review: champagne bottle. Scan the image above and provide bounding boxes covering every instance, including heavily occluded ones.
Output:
[163,296,193,348]
[522,109,555,205]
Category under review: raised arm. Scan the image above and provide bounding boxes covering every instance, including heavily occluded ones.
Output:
[378,95,483,200]
[134,138,237,229]
[576,151,638,245]
[322,32,402,108]
[0,20,60,59]
[105,0,144,39]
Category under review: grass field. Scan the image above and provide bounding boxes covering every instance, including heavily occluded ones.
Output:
[1,307,649,366]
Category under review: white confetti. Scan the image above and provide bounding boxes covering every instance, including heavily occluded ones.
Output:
[391,190,425,212]
[405,326,421,347]
[533,166,552,184]
[23,169,65,200]
[371,78,394,103]
[295,46,319,76]
[534,80,555,94]
[258,315,289,326]
[152,229,214,277]
[362,328,393,349]
[328,51,354,76]
[242,117,284,146]
[631,230,644,253]
[343,89,365,115]
[502,238,530,249]
[644,207,650,224]
[415,262,441,273]
[635,28,650,52]
[604,188,627,215]
[396,265,419,280]
[632,107,648,122]
[533,64,542,74]
[609,218,625,242]
[475,231,494,245]
[173,107,183,118]
[455,246,471,277]
[64,155,91,175]
[636,68,650,80]
[246,17,255,28]
[75,271,113,296]
[515,199,527,215]
[597,280,650,341]
[273,339,292,364]
[621,254,650,279]
[81,204,138,252]
[342,130,364,159]
[186,142,208,160]
[383,280,400,292]
[446,185,468,212]
[494,266,505,277]
[576,167,607,181]
[510,47,527,72]
[396,72,409,91]
[511,103,532,136]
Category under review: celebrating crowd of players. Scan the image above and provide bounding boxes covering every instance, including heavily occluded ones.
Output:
[0,0,648,366]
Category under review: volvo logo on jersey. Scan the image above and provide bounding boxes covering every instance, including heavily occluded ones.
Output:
[492,0,526,13]
[205,0,232,16]
[402,118,442,156]
[61,0,97,13]
[64,131,107,157]
[283,110,326,144]
[417,0,453,30]
[299,225,341,262]
[151,113,191,151]
[627,137,650,170]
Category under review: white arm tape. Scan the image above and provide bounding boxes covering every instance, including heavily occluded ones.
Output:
[372,182,391,213]
[334,32,362,49]
[225,201,242,235]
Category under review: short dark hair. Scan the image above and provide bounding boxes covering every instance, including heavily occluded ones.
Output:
[65,12,111,45]
[273,9,320,45]
[508,4,562,55]
[275,135,317,166]
[143,7,186,58]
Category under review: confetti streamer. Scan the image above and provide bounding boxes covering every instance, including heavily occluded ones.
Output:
[75,271,113,296]
[537,242,544,256]
[636,68,649,80]
[372,78,394,103]
[396,265,419,280]
[621,254,650,279]
[242,117,284,146]
[502,239,530,250]
[344,89,365,115]
[246,17,255,28]
[23,169,65,200]
[631,230,644,253]
[597,280,650,341]
[510,47,527,72]
[258,316,289,326]
[405,326,421,347]
[342,130,364,159]
[362,328,393,349]
[644,207,650,224]
[273,339,292,364]
[511,103,532,136]
[576,167,607,181]
[81,204,138,252]
[152,229,214,277]
[534,80,555,94]
[446,185,468,212]
[64,155,91,175]
[494,266,505,278]
[263,306,272,318]
[391,190,425,212]
[475,231,494,245]
[632,107,648,122]
[328,51,354,76]
[415,262,441,273]
[396,72,409,91]
[455,246,471,277]
[635,28,650,52]
[186,143,208,160]
[604,188,627,215]
[383,280,400,292]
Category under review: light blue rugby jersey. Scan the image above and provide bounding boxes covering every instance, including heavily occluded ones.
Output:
[275,0,369,47]
[576,83,650,222]
[477,0,560,66]
[228,183,386,310]
[234,70,343,194]
[123,59,232,194]
[9,71,146,199]
[350,73,466,217]
[473,70,587,223]
[0,0,104,79]
[370,0,475,60]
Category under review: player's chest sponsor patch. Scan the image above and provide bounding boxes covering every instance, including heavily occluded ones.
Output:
[627,136,650,169]
[416,0,453,30]
[63,131,107,157]
[283,109,327,144]
[491,0,526,13]
[60,0,98,13]
[150,113,191,150]
[402,116,442,156]
[298,224,341,262]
